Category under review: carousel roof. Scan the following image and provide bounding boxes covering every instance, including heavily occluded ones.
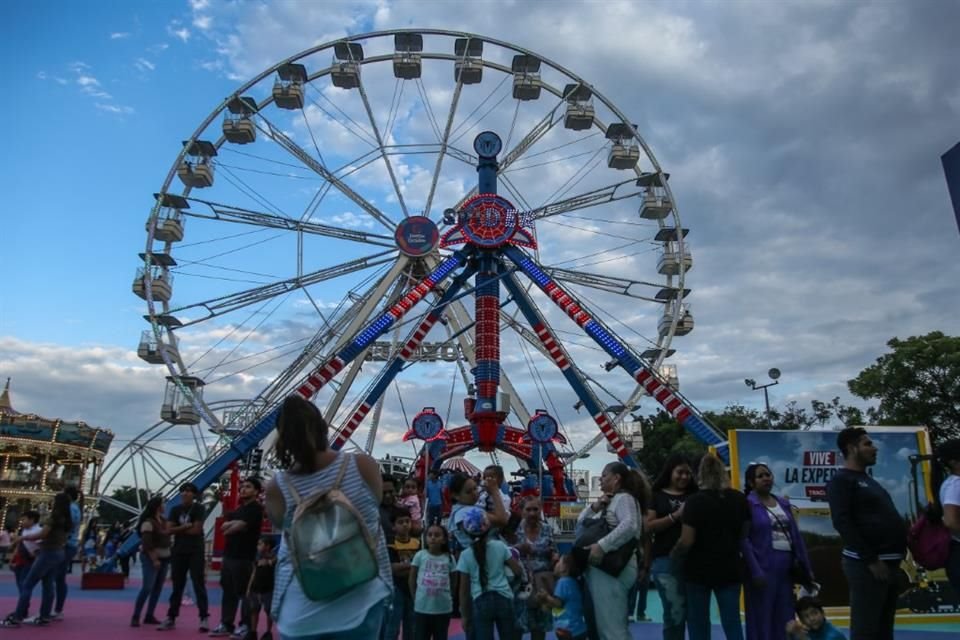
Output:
[0,378,15,415]
[441,456,480,476]
[0,379,114,453]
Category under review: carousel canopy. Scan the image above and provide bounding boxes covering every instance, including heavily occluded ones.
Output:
[441,456,480,476]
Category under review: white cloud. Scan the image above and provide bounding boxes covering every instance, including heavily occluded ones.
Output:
[36,71,47,80]
[95,103,135,115]
[168,22,191,43]
[135,57,156,72]
[193,15,213,31]
[110,32,131,40]
[189,0,210,10]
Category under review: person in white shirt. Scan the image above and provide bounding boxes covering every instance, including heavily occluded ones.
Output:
[938,439,960,590]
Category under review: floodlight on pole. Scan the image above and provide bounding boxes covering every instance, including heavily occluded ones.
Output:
[745,369,781,427]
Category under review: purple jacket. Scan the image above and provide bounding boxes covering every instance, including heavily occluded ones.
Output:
[741,493,813,581]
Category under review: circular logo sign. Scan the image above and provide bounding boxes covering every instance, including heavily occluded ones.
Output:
[461,193,518,248]
[395,216,440,257]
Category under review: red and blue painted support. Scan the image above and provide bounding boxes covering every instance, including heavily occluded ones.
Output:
[502,244,728,461]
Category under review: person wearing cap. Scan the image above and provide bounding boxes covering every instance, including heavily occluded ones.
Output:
[456,506,523,640]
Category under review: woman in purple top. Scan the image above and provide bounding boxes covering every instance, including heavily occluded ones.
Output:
[741,463,814,640]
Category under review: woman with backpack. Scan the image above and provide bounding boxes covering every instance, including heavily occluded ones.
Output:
[938,439,960,590]
[263,395,392,640]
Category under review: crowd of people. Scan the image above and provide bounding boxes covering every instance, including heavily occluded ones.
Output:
[4,398,960,640]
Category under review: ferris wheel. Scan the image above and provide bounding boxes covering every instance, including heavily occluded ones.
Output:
[132,29,724,506]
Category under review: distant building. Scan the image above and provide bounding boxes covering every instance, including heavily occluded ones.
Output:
[0,379,113,527]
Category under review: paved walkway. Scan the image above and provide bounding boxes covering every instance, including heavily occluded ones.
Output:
[0,572,957,638]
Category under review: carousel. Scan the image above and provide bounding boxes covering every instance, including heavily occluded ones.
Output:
[0,379,113,528]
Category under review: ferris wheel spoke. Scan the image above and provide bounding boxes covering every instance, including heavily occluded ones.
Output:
[452,107,563,211]
[423,70,466,218]
[323,274,409,425]
[502,270,634,461]
[544,267,667,302]
[529,178,644,221]
[168,250,397,328]
[357,80,410,218]
[256,117,397,231]
[182,197,396,248]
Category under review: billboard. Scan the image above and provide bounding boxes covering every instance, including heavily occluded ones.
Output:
[729,427,960,623]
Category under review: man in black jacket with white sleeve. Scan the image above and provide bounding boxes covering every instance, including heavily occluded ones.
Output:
[826,427,907,640]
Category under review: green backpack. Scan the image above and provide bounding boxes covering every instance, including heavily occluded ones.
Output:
[283,455,379,600]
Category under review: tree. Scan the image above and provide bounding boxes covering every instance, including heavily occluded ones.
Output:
[810,397,865,428]
[96,485,151,525]
[848,331,960,443]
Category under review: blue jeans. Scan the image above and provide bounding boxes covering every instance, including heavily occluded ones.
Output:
[685,582,743,640]
[279,599,386,640]
[133,553,170,622]
[842,557,898,640]
[585,560,637,640]
[650,555,686,640]
[15,548,65,621]
[946,541,960,593]
[381,587,414,640]
[471,592,514,640]
[627,570,649,618]
[54,544,78,613]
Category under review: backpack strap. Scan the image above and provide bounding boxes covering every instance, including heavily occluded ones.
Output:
[331,452,351,491]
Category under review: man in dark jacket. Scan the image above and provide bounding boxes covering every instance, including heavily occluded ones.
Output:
[827,427,907,640]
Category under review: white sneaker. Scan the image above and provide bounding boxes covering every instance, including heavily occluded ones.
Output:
[199,617,210,633]
[230,625,249,639]
[209,623,232,637]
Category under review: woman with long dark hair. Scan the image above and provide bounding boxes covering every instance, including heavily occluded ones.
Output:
[741,463,813,640]
[672,454,748,640]
[263,395,392,640]
[456,507,521,640]
[577,461,650,640]
[131,495,171,627]
[2,492,73,626]
[644,453,697,640]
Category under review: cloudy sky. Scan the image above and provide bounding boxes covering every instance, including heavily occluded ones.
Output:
[2,0,958,492]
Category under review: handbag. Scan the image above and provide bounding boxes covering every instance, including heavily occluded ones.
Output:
[573,502,639,577]
[765,503,813,588]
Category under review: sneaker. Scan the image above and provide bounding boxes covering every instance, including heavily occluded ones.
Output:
[28,617,51,626]
[199,617,211,633]
[230,625,249,639]
[209,623,233,637]
[183,597,194,607]
[0,616,21,628]
[131,617,141,628]
[51,611,64,622]
[144,616,162,625]
[157,618,176,631]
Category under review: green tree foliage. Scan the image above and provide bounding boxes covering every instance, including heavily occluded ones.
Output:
[848,331,960,443]
[96,485,151,525]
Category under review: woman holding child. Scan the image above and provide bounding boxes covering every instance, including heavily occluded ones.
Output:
[514,496,557,639]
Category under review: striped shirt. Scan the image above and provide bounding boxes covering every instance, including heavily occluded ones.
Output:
[271,452,392,636]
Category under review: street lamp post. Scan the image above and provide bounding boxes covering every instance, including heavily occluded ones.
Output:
[745,368,782,428]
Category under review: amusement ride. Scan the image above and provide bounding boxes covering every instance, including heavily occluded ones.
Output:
[107,29,732,551]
